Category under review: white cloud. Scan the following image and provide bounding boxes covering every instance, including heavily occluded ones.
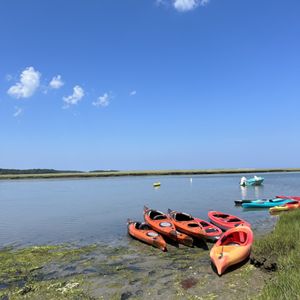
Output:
[49,75,64,89]
[63,85,84,106]
[157,0,209,12]
[13,106,23,117]
[129,90,137,96]
[7,67,41,99]
[92,92,112,107]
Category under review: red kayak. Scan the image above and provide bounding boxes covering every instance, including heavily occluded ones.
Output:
[143,206,193,247]
[276,195,300,201]
[208,211,251,231]
[127,219,167,251]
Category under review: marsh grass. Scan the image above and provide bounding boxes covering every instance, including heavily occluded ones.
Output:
[253,209,300,299]
[0,168,299,180]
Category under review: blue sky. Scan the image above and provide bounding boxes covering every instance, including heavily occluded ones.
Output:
[1,0,300,170]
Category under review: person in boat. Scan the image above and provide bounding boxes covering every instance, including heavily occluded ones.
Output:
[240,176,247,186]
[254,175,259,180]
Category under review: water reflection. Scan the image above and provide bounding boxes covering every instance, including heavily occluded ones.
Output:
[240,186,247,199]
[254,185,264,199]
[240,185,264,200]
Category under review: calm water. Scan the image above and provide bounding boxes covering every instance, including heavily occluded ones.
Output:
[0,172,299,247]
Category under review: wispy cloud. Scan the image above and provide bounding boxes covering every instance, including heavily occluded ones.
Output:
[13,106,23,117]
[158,0,209,12]
[7,67,41,99]
[63,85,84,107]
[129,90,137,96]
[92,92,113,107]
[49,75,64,89]
[5,74,13,82]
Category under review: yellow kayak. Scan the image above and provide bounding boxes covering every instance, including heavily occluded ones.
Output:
[153,182,161,187]
[269,201,300,214]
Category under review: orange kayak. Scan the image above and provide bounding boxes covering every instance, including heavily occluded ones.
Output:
[143,206,193,247]
[194,218,223,241]
[208,211,251,231]
[168,209,212,240]
[210,225,253,275]
[127,219,167,251]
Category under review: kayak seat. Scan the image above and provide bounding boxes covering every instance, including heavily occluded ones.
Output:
[153,215,167,220]
[149,210,166,220]
[175,213,194,221]
[214,214,229,219]
[205,228,218,233]
[227,218,241,223]
[227,242,240,246]
[199,221,209,227]
[136,223,151,230]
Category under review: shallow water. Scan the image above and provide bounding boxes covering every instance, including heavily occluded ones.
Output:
[0,172,299,247]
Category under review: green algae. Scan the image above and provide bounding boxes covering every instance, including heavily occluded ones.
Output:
[0,244,97,299]
[0,240,268,299]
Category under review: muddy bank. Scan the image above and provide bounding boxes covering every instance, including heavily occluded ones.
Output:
[0,238,270,300]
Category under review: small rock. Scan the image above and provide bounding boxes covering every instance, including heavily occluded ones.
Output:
[121,291,132,300]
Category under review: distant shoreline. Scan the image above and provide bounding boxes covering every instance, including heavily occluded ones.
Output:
[0,168,299,180]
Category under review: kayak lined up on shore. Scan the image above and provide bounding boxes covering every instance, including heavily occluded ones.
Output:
[127,219,167,251]
[128,192,300,276]
[128,206,252,275]
[168,209,222,242]
[208,211,251,230]
[143,206,194,247]
[210,225,253,275]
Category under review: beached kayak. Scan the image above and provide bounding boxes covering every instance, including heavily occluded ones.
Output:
[242,198,292,208]
[210,225,253,275]
[168,209,221,241]
[269,201,300,214]
[194,218,223,241]
[208,211,251,231]
[143,206,193,247]
[240,177,264,186]
[127,219,167,251]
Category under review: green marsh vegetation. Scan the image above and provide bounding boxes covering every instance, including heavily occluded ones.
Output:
[0,245,97,299]
[1,168,300,180]
[252,209,300,299]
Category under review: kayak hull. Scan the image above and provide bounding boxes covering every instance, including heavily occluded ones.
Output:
[240,177,264,186]
[208,211,251,231]
[210,226,253,275]
[269,201,300,214]
[127,221,167,251]
[242,199,292,208]
[143,207,193,247]
[194,218,223,241]
[168,209,206,240]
